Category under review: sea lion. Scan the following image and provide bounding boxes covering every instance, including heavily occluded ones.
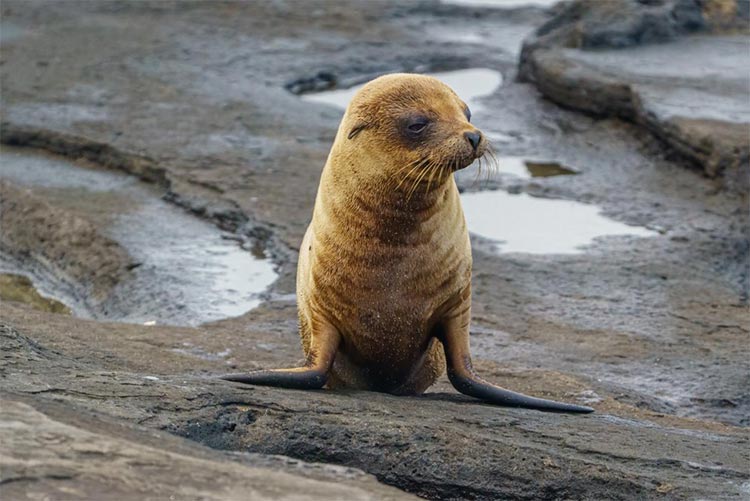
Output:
[223,73,593,413]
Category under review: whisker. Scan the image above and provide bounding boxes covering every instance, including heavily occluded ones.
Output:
[425,162,438,194]
[486,147,499,183]
[486,146,498,171]
[488,145,498,163]
[405,163,426,200]
[393,157,426,181]
[413,162,433,197]
[473,155,483,187]
[392,156,427,180]
[408,160,433,201]
[395,157,429,192]
[443,152,456,187]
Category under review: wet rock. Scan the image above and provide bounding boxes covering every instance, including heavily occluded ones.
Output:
[0,274,71,315]
[0,180,133,309]
[520,0,746,56]
[518,0,750,190]
[0,123,166,185]
[0,396,413,500]
[285,71,338,95]
[2,313,749,500]
[0,1,748,498]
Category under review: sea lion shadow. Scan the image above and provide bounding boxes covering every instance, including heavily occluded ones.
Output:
[414,392,484,405]
[320,388,478,405]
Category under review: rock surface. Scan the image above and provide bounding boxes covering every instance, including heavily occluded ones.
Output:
[1,395,413,501]
[1,1,748,499]
[2,315,749,500]
[0,180,134,308]
[519,0,750,189]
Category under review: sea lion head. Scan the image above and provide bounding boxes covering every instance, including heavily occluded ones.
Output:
[334,73,490,191]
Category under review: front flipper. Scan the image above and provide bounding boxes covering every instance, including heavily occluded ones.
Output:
[221,367,328,390]
[439,298,594,414]
[221,322,340,390]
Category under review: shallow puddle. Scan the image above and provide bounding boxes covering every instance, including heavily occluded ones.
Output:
[0,150,278,326]
[0,22,25,43]
[524,161,577,178]
[461,190,656,254]
[301,68,502,112]
[0,273,71,315]
[489,156,578,179]
[483,131,515,143]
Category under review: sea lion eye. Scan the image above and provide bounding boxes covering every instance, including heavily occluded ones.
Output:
[464,107,471,122]
[407,121,428,133]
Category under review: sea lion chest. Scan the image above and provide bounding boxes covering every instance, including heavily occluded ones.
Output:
[304,181,471,365]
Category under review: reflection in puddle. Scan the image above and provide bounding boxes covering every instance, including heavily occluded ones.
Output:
[0,150,278,326]
[461,190,656,254]
[172,342,232,362]
[0,22,26,43]
[301,68,502,113]
[0,273,71,314]
[491,156,577,179]
[525,161,577,178]
[484,131,515,143]
[452,33,485,44]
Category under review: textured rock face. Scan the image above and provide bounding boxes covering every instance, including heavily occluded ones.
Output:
[0,180,134,306]
[2,311,749,500]
[519,0,750,190]
[0,397,415,501]
[520,0,743,54]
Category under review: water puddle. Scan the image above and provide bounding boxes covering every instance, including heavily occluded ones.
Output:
[483,131,516,143]
[523,161,577,178]
[0,22,26,43]
[491,156,578,179]
[461,190,656,254]
[458,156,576,187]
[171,342,232,362]
[0,150,278,326]
[0,273,71,315]
[301,68,502,113]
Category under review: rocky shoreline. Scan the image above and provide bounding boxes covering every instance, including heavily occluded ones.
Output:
[1,1,748,499]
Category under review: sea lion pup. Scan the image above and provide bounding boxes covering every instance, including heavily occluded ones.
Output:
[223,73,593,413]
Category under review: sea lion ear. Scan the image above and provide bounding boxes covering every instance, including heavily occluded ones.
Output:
[348,122,368,140]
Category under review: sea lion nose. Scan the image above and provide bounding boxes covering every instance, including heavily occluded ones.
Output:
[464,131,482,151]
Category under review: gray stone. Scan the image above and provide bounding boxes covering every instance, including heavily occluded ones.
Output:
[0,396,414,500]
[518,0,750,190]
[2,312,748,500]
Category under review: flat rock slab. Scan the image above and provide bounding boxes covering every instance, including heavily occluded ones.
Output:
[560,36,749,124]
[2,318,748,500]
[0,396,415,501]
[519,0,750,190]
[524,35,750,187]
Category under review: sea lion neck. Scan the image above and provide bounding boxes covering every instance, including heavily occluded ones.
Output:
[317,155,455,242]
[326,152,452,209]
